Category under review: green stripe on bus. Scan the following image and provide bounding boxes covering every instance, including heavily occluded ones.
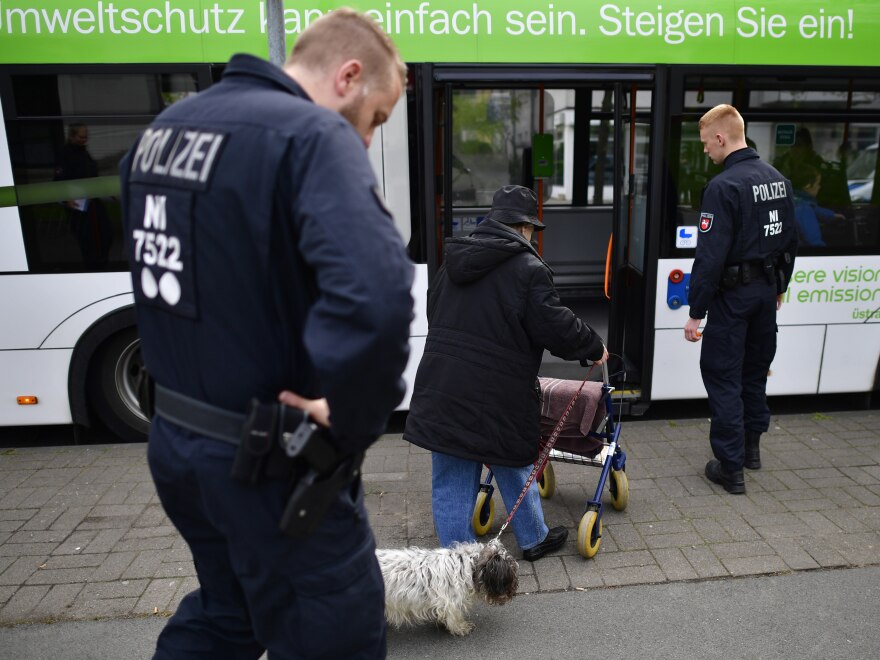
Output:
[13,176,120,207]
[0,186,17,208]
[0,1,879,67]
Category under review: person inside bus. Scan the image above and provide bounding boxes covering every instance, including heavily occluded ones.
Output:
[404,184,608,561]
[791,163,845,248]
[54,123,112,268]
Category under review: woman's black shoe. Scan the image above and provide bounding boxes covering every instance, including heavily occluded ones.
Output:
[523,526,569,561]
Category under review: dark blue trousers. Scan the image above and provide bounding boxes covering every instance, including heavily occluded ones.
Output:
[148,417,386,660]
[700,279,778,472]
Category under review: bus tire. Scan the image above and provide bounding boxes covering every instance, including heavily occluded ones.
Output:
[87,328,150,443]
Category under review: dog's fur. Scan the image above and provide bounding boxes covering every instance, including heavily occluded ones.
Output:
[376,539,519,636]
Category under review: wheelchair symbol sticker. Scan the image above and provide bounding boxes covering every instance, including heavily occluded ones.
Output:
[676,226,698,249]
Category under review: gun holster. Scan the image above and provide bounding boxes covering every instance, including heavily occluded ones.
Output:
[232,398,362,538]
[280,451,365,538]
[721,265,741,290]
[231,399,279,484]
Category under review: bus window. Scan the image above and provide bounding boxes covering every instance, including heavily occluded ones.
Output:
[683,77,733,111]
[5,71,199,273]
[751,121,880,251]
[750,86,880,111]
[450,88,555,208]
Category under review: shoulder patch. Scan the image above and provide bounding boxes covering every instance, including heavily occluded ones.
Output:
[699,212,714,233]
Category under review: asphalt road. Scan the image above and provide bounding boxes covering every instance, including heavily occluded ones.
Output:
[1,566,877,659]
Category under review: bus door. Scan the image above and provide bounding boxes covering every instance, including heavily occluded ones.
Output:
[420,66,655,400]
[607,82,657,408]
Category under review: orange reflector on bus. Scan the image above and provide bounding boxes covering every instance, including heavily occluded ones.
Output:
[17,396,38,405]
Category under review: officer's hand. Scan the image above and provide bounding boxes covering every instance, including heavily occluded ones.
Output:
[776,293,784,311]
[277,391,330,428]
[594,345,609,366]
[684,317,703,342]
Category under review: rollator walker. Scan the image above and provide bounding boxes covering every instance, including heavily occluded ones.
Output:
[472,362,628,558]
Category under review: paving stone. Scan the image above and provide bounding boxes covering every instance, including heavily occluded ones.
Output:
[0,585,50,623]
[562,556,605,589]
[643,532,705,549]
[0,555,49,585]
[798,538,849,567]
[21,487,65,508]
[681,545,729,578]
[89,551,137,583]
[782,498,841,513]
[691,518,733,543]
[533,557,571,591]
[766,539,820,570]
[604,523,646,551]
[593,549,654,570]
[51,530,98,556]
[49,506,94,531]
[636,519,696,536]
[721,555,790,576]
[515,574,538,594]
[133,578,183,615]
[41,554,106,570]
[710,540,775,559]
[72,596,138,619]
[28,583,85,620]
[600,564,666,586]
[843,485,880,506]
[773,471,811,490]
[96,482,136,505]
[83,528,127,554]
[713,514,761,542]
[0,585,15,605]
[820,532,880,566]
[0,409,878,624]
[25,566,96,586]
[651,548,699,581]
[818,509,871,533]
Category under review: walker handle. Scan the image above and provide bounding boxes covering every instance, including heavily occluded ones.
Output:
[579,359,611,385]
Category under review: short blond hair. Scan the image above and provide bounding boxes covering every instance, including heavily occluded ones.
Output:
[699,104,745,141]
[288,8,406,91]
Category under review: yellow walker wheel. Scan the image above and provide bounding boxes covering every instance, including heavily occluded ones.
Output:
[609,469,629,511]
[537,462,556,499]
[577,510,602,558]
[472,490,495,537]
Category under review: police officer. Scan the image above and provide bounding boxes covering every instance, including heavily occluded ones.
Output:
[120,9,413,659]
[684,104,798,495]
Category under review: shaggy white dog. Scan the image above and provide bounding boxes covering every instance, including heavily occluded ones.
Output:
[376,540,519,636]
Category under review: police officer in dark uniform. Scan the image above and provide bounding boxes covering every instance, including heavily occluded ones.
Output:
[684,104,798,495]
[119,9,413,659]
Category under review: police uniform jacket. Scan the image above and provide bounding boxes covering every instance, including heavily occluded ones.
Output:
[403,219,605,467]
[119,54,414,452]
[689,148,799,320]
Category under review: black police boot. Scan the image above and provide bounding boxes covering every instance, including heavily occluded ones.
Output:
[744,431,762,470]
[705,459,745,495]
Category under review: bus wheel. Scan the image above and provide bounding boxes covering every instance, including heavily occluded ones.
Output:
[88,328,150,443]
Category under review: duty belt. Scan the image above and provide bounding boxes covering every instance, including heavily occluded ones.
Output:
[154,383,244,445]
[153,383,341,475]
[739,261,769,281]
[154,383,363,539]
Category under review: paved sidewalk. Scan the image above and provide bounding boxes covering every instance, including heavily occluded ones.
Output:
[1,410,879,625]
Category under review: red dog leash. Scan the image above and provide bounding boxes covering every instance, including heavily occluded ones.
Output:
[495,364,596,539]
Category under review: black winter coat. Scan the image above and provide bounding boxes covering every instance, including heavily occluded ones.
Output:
[403,219,605,466]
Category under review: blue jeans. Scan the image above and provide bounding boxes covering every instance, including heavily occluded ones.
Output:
[431,451,548,551]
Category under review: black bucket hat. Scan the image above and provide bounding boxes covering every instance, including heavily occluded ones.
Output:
[485,185,545,231]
